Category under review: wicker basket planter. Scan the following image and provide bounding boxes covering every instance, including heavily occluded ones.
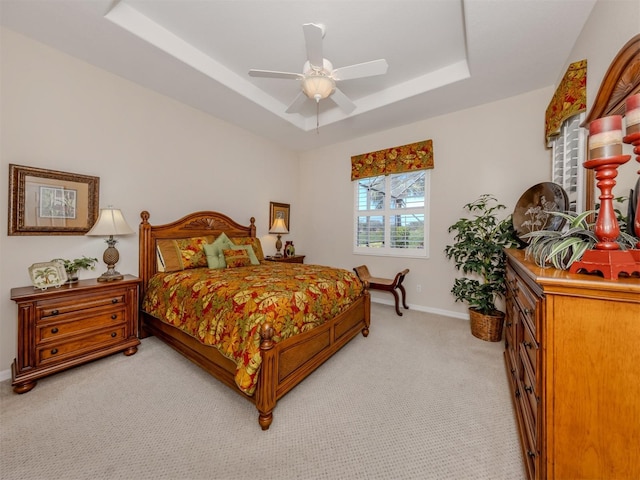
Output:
[469,308,505,342]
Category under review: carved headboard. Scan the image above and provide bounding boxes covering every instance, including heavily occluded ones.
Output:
[584,33,640,210]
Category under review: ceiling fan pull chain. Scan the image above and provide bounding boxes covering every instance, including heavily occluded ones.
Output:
[316,101,320,134]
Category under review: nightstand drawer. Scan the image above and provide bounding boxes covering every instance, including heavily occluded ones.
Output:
[38,291,126,319]
[37,307,127,342]
[37,326,128,364]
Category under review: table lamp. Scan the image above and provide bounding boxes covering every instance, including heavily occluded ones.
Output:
[86,207,135,281]
[269,217,289,257]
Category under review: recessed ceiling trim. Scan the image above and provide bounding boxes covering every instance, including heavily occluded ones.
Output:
[104,1,307,131]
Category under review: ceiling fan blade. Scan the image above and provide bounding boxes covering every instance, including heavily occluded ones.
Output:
[303,23,324,68]
[331,87,356,114]
[285,91,308,113]
[332,59,388,81]
[249,69,303,80]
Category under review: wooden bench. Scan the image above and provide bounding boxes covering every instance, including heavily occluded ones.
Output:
[353,265,410,316]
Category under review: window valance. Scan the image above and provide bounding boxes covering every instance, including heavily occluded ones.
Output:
[545,59,587,145]
[350,139,434,181]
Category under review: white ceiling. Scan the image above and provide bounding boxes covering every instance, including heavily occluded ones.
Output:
[0,0,597,152]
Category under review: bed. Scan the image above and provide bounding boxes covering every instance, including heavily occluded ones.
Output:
[138,210,370,430]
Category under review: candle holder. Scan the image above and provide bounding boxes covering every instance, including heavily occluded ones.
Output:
[622,131,640,246]
[569,154,639,279]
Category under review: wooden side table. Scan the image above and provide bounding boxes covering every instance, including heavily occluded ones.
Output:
[264,255,306,264]
[10,275,141,393]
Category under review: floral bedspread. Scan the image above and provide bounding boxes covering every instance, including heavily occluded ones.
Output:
[141,263,363,395]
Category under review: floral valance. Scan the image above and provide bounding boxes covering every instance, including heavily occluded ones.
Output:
[351,139,434,181]
[545,59,587,144]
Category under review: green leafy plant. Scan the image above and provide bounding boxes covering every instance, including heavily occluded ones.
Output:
[444,194,518,315]
[52,256,98,277]
[523,209,637,270]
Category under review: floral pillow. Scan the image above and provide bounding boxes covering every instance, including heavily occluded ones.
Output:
[157,236,211,272]
[231,237,265,262]
[222,248,251,268]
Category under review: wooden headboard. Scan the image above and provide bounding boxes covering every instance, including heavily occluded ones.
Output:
[586,34,640,123]
[138,210,256,299]
[584,33,640,211]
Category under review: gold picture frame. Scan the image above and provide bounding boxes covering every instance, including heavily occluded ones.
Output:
[269,202,290,231]
[8,164,100,235]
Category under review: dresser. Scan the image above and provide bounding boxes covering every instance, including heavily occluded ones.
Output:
[504,249,640,480]
[11,275,141,393]
[265,255,305,264]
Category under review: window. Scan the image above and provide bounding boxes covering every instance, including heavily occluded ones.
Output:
[354,171,429,257]
[551,112,586,213]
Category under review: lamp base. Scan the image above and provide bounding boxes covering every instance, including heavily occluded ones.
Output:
[97,268,124,282]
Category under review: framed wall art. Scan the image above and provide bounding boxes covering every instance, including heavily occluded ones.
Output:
[269,202,290,231]
[8,164,100,235]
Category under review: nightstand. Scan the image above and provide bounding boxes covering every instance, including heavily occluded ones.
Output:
[265,255,306,264]
[10,275,141,394]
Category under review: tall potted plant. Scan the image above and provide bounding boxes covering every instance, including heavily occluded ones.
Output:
[444,194,518,341]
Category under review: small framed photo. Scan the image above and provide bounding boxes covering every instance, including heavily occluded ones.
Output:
[8,164,100,235]
[269,202,290,231]
[28,261,68,290]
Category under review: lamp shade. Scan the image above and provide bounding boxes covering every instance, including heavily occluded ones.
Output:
[86,208,135,236]
[269,217,289,234]
[302,75,335,102]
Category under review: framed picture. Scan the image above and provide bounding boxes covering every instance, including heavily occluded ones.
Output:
[8,164,100,235]
[28,261,68,290]
[269,202,290,231]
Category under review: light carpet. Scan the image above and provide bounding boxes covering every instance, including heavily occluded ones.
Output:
[0,304,526,480]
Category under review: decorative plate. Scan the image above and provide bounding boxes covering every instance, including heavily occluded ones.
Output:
[29,261,68,290]
[512,182,569,243]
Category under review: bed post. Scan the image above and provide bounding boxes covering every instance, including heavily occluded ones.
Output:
[256,322,276,430]
[138,211,153,338]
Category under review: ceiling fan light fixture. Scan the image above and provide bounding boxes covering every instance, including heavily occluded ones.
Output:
[301,75,335,102]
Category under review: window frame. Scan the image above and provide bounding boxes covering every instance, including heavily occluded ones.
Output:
[353,171,430,258]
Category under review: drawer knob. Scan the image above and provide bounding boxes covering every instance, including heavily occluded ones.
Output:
[111,314,118,320]
[111,299,118,304]
[525,385,533,393]
[51,327,59,334]
[111,332,117,338]
[51,348,58,355]
[523,341,533,349]
[527,450,536,458]
[524,308,533,315]
[51,309,59,315]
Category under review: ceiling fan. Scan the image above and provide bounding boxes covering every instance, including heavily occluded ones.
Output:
[248,23,388,115]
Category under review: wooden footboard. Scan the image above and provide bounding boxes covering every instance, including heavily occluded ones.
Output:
[138,210,371,430]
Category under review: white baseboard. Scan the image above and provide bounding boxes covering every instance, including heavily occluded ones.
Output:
[0,368,11,383]
[370,297,469,320]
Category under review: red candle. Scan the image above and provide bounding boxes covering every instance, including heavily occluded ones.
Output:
[589,115,623,159]
[625,93,640,136]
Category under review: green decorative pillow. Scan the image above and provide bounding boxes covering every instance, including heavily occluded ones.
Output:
[157,236,211,272]
[231,237,265,262]
[231,244,259,265]
[223,248,251,268]
[204,232,234,269]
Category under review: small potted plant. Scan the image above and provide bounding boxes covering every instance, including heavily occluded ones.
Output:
[523,208,637,270]
[444,194,518,341]
[52,256,98,283]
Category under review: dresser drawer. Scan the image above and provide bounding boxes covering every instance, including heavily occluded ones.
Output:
[512,276,537,334]
[521,319,538,374]
[37,291,127,319]
[37,307,127,343]
[520,346,538,422]
[37,326,128,365]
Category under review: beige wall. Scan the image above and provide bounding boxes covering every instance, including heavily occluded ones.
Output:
[297,87,552,316]
[0,29,299,376]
